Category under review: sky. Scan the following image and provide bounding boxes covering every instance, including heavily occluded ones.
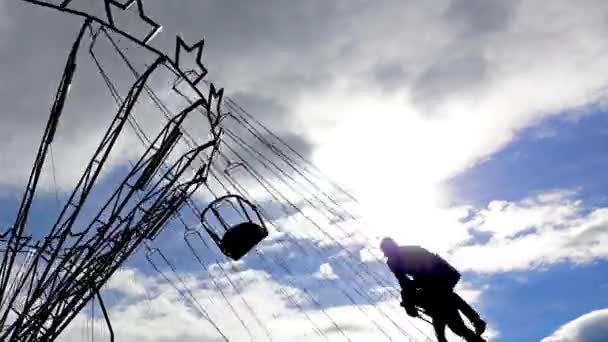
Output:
[1,0,608,341]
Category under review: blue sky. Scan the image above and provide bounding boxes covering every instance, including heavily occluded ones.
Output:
[474,261,608,342]
[446,109,608,209]
[445,109,608,341]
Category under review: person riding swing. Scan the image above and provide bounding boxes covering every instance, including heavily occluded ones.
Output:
[380,237,487,342]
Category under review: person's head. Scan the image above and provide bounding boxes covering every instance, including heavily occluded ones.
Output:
[380,237,398,258]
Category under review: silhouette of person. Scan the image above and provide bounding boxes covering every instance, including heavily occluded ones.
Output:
[380,237,486,342]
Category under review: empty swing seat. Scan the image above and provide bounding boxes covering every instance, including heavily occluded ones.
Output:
[220,221,268,260]
[201,194,269,260]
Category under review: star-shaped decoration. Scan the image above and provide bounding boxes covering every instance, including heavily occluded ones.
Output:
[174,36,208,86]
[104,0,162,44]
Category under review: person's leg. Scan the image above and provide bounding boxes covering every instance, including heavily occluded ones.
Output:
[450,292,486,335]
[444,307,485,342]
[432,319,448,342]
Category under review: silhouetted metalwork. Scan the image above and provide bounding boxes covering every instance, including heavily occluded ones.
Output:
[3,1,444,342]
[0,1,259,341]
[104,0,161,44]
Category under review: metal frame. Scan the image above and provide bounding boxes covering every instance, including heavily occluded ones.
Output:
[199,194,267,248]
[0,1,228,341]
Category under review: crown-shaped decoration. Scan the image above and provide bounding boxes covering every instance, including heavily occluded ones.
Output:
[174,36,208,86]
[51,0,161,44]
[104,0,161,44]
[206,83,225,123]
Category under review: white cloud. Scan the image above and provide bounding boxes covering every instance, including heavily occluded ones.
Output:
[5,0,608,198]
[450,191,608,273]
[13,187,607,342]
[315,263,339,280]
[541,309,608,342]
[300,0,608,258]
[105,268,150,297]
[304,187,608,275]
[57,266,439,342]
[454,281,484,306]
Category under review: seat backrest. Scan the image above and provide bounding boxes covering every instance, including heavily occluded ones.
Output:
[220,222,268,260]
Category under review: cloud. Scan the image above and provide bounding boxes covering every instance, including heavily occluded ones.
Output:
[56,264,438,342]
[444,0,518,35]
[2,1,322,205]
[278,187,607,277]
[541,309,608,342]
[221,179,607,279]
[7,0,608,196]
[450,190,608,273]
[412,52,489,108]
[0,4,168,192]
[0,0,9,34]
[5,3,608,272]
[105,268,151,297]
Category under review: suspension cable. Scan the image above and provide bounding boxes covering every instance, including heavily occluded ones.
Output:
[144,244,229,342]
[91,28,430,342]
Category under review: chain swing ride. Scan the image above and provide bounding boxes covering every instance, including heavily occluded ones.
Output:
[1,1,444,341]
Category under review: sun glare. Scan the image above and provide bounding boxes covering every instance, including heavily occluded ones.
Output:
[310,92,468,251]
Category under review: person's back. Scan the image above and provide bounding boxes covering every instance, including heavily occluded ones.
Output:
[386,245,461,291]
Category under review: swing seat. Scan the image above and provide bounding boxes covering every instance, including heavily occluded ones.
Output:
[220,221,268,260]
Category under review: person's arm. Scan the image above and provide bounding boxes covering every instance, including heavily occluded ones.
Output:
[388,261,418,317]
[400,289,419,317]
[394,269,413,290]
